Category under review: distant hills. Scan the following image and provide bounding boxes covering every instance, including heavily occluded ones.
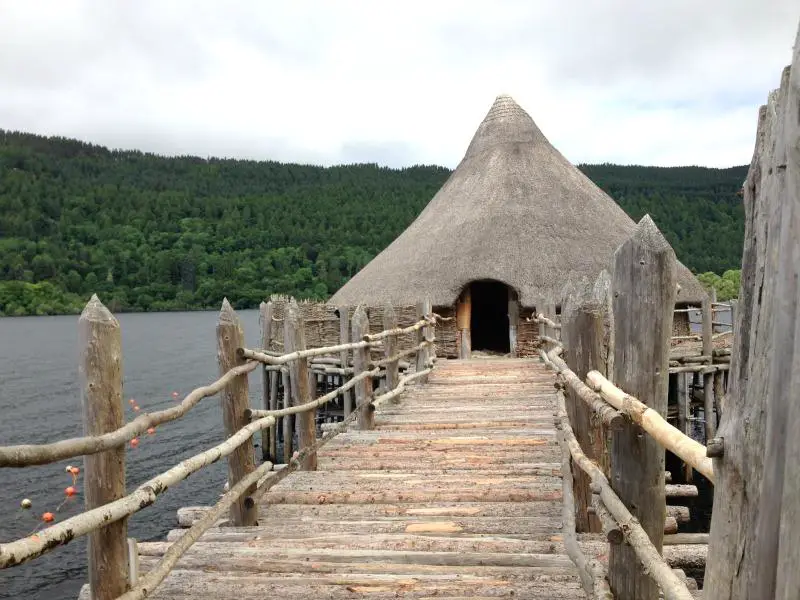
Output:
[0,129,747,315]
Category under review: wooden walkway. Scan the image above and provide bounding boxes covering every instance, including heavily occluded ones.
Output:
[136,359,591,598]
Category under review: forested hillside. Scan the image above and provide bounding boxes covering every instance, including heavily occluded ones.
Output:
[0,130,747,315]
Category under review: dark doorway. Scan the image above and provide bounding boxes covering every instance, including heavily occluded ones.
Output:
[470,280,510,353]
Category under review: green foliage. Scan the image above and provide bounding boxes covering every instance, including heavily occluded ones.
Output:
[696,269,742,301]
[0,130,748,316]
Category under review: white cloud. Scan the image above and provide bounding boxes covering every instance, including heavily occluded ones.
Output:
[0,0,797,168]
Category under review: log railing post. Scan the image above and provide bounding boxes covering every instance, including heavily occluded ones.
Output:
[383,303,399,393]
[284,299,316,470]
[281,367,293,463]
[338,305,353,417]
[562,292,609,533]
[508,290,519,357]
[609,216,676,600]
[701,295,715,440]
[417,298,432,381]
[352,305,374,430]
[217,298,258,526]
[456,288,471,359]
[259,301,274,462]
[80,295,129,600]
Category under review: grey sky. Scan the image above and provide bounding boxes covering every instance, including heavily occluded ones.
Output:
[1,1,797,168]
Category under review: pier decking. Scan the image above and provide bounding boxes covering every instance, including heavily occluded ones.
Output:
[133,359,589,598]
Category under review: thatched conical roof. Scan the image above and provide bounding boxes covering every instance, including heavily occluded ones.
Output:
[330,95,707,307]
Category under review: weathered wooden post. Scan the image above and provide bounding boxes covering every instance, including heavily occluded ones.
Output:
[508,289,519,357]
[338,305,353,417]
[456,288,471,359]
[352,305,374,430]
[217,298,258,526]
[259,301,275,462]
[562,292,609,532]
[416,298,432,380]
[383,303,399,393]
[80,295,129,600]
[608,216,676,599]
[284,300,316,470]
[701,295,715,440]
[281,367,293,463]
[544,301,556,341]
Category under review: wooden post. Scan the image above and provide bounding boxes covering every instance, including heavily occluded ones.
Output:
[352,305,374,430]
[259,301,272,462]
[544,301,556,341]
[562,295,607,532]
[609,216,676,600]
[383,303,399,393]
[416,298,432,381]
[456,287,471,359]
[338,305,353,418]
[217,298,257,526]
[268,369,278,460]
[676,372,693,482]
[508,289,519,357]
[701,296,715,440]
[80,295,129,600]
[284,300,316,470]
[281,368,293,463]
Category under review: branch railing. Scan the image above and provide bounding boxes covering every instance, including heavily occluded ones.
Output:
[0,295,438,600]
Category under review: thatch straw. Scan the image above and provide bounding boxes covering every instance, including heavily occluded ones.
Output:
[330,94,707,307]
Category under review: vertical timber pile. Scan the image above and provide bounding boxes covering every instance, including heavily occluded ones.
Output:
[706,35,800,599]
[562,291,607,532]
[417,298,432,381]
[383,303,399,395]
[259,301,275,462]
[80,295,129,600]
[508,289,519,357]
[338,305,353,417]
[701,296,715,440]
[456,288,471,359]
[284,299,317,470]
[609,216,676,600]
[352,305,374,430]
[217,298,258,526]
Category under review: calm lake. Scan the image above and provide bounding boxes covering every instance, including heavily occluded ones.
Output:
[0,309,264,600]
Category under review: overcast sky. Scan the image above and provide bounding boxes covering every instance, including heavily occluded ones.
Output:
[1,1,798,169]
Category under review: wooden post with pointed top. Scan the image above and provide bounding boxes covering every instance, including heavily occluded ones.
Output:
[284,300,316,470]
[352,305,374,430]
[217,298,258,526]
[80,295,129,600]
[609,216,676,600]
[383,303,399,393]
[416,298,432,381]
[338,305,353,417]
[259,301,274,462]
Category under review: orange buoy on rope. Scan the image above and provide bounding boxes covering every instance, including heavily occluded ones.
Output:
[133,406,140,412]
[147,427,156,435]
[42,512,55,523]
[65,486,77,497]
[130,438,139,448]
[69,467,80,476]
[128,398,136,405]
[171,391,179,399]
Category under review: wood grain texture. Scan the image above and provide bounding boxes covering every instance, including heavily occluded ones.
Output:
[79,294,129,599]
[382,303,399,393]
[351,305,374,430]
[217,298,257,526]
[259,301,273,462]
[609,216,677,600]
[337,305,353,417]
[284,300,316,471]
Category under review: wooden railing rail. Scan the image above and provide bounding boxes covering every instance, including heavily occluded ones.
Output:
[0,295,437,600]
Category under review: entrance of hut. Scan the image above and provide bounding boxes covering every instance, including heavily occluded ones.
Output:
[470,280,511,354]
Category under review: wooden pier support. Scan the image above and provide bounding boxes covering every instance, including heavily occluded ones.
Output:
[608,217,676,600]
[417,298,432,381]
[284,300,316,471]
[217,299,258,526]
[337,305,353,417]
[259,301,276,462]
[352,305,374,430]
[383,303,399,393]
[80,295,129,599]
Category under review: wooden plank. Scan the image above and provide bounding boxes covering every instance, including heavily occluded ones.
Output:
[217,299,257,526]
[609,216,676,600]
[79,295,129,600]
[284,300,316,471]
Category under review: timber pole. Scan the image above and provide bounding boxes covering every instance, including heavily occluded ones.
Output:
[284,300,316,470]
[383,303,399,393]
[80,295,129,600]
[608,216,677,600]
[217,298,258,526]
[352,305,374,430]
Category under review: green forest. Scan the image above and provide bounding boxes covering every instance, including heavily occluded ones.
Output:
[0,130,747,316]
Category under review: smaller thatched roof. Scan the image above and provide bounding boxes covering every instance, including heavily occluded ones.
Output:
[330,95,707,307]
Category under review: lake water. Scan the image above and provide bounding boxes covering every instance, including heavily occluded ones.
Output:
[0,309,264,599]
